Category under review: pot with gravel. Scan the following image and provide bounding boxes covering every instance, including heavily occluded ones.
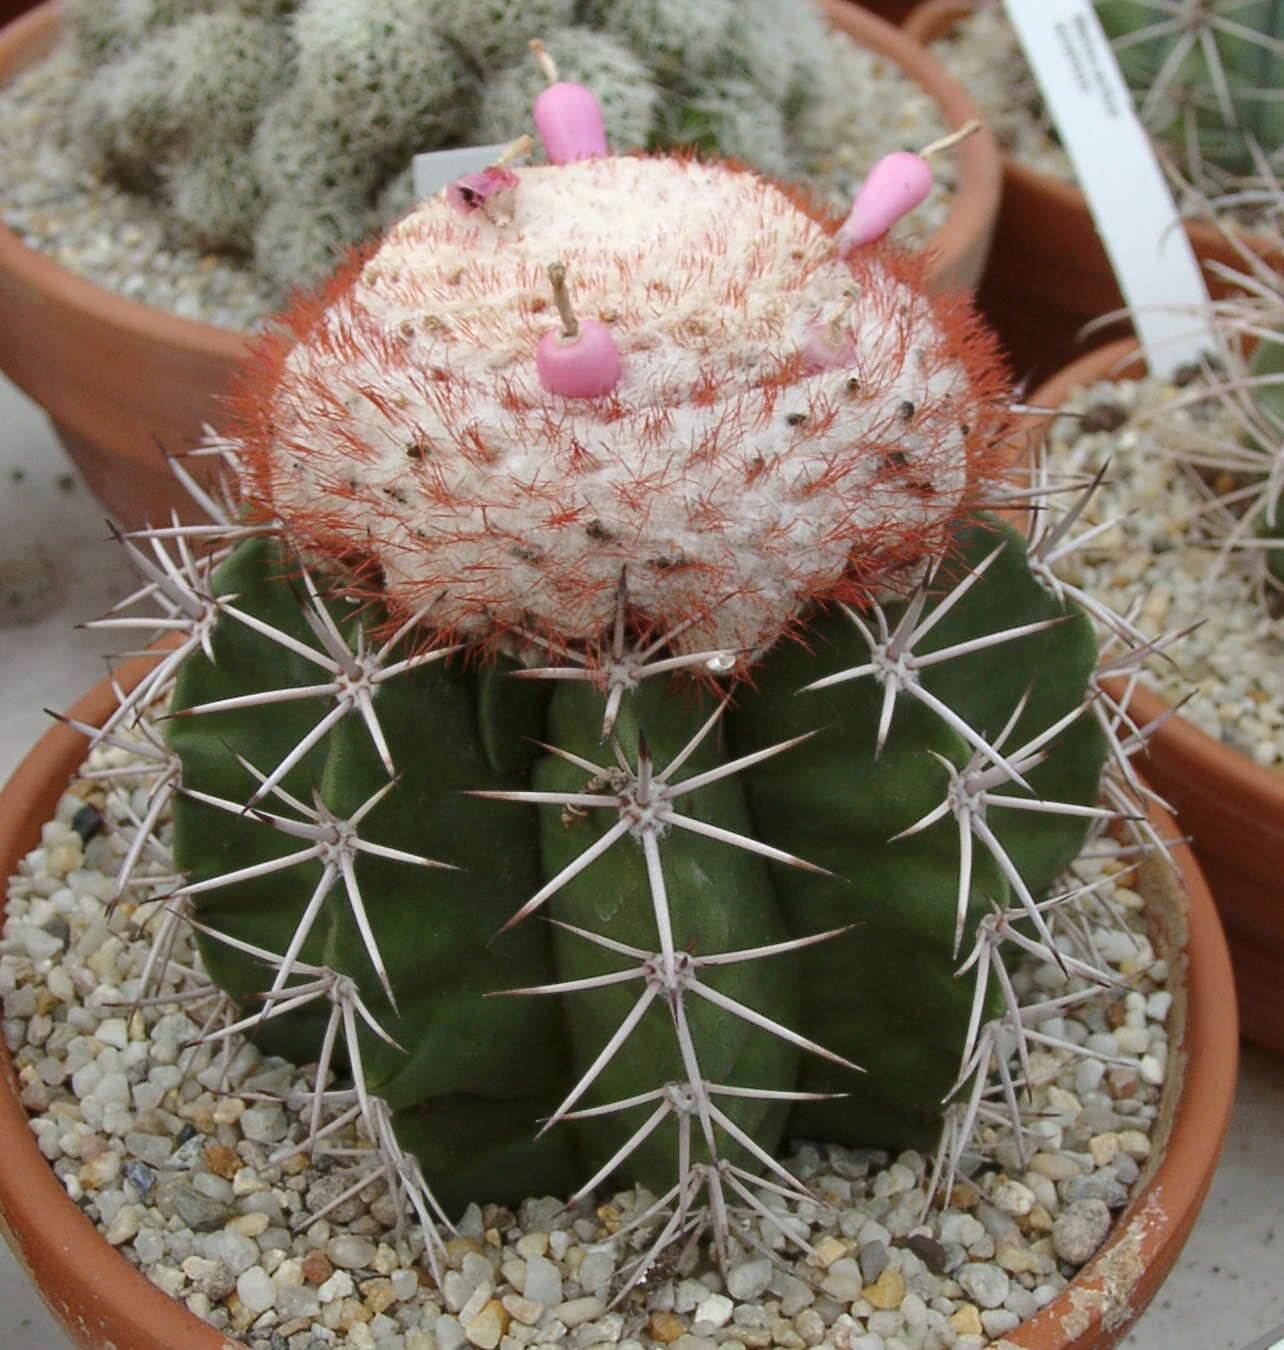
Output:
[0,0,1000,531]
[1,139,1233,1350]
[902,0,1284,385]
[1022,313,1284,1054]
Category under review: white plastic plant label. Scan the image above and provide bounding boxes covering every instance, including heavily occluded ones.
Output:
[1003,0,1216,377]
[412,143,511,201]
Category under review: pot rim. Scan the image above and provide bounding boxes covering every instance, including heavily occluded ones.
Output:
[0,648,1238,1350]
[1023,336,1284,839]
[0,0,1001,365]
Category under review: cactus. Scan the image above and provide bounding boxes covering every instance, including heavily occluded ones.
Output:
[86,151,1151,1281]
[1095,0,1284,183]
[58,0,862,294]
[1247,330,1284,585]
[1110,208,1284,602]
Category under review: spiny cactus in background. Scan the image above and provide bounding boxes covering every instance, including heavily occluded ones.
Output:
[1095,0,1284,184]
[60,0,844,294]
[1129,223,1284,597]
[80,149,1160,1284]
[1243,324,1284,587]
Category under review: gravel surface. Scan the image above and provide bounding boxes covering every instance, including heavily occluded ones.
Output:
[1044,374,1284,773]
[3,740,1173,1350]
[0,29,955,335]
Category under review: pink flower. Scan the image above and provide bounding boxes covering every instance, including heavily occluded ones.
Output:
[445,166,519,225]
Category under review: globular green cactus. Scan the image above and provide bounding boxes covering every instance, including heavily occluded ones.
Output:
[90,151,1143,1279]
[61,0,845,294]
[1095,0,1284,182]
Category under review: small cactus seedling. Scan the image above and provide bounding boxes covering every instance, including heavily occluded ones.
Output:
[79,139,1159,1285]
[1095,0,1284,185]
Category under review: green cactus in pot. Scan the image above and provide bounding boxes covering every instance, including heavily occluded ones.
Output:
[1095,0,1284,183]
[80,138,1152,1285]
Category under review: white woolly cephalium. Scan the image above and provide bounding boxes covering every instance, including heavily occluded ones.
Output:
[234,155,1007,656]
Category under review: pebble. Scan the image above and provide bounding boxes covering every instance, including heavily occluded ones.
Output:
[164,1182,235,1233]
[649,1311,687,1343]
[522,1253,562,1307]
[236,1265,276,1314]
[725,1258,773,1301]
[957,1263,1010,1309]
[990,1176,1036,1216]
[949,1302,984,1337]
[906,1233,949,1274]
[819,1257,864,1303]
[858,1239,889,1284]
[463,1299,508,1348]
[863,1267,905,1310]
[1061,1171,1130,1209]
[327,1234,378,1270]
[556,1295,606,1327]
[694,1292,734,1329]
[104,1204,142,1246]
[1053,1199,1114,1264]
[301,1250,333,1284]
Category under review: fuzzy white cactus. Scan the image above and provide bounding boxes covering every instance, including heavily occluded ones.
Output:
[239,156,1005,655]
[61,0,850,292]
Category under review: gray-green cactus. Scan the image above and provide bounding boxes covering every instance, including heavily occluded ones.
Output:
[87,152,1145,1278]
[1096,0,1284,182]
[61,0,842,293]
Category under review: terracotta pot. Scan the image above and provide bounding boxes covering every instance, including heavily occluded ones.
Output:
[0,653,1237,1349]
[0,5,251,531]
[842,0,923,28]
[903,0,1284,387]
[0,0,1000,532]
[1025,337,1284,1057]
[0,0,37,24]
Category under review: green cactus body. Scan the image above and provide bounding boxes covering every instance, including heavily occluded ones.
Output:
[164,517,1103,1208]
[1096,0,1284,178]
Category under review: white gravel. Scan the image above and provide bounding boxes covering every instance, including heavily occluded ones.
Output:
[1044,374,1284,773]
[2,738,1173,1350]
[0,28,955,335]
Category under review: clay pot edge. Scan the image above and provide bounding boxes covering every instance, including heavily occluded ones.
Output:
[0,3,251,360]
